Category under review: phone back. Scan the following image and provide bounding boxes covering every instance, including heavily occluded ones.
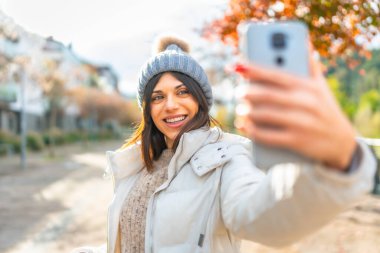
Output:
[240,21,309,76]
[239,21,311,170]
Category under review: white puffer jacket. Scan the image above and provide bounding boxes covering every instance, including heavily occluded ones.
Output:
[72,127,376,253]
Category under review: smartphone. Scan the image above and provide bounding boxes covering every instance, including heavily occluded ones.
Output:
[238,20,312,170]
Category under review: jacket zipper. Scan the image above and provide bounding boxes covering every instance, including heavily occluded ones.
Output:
[198,166,223,249]
[146,185,166,253]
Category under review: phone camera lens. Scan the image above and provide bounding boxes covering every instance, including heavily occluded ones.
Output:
[272,33,286,49]
[275,56,284,66]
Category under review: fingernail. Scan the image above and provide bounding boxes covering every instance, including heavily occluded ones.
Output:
[234,64,247,73]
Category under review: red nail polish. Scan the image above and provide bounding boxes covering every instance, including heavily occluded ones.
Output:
[234,64,247,73]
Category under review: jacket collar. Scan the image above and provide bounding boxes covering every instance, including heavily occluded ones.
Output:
[167,126,222,178]
[105,141,144,182]
[105,126,223,182]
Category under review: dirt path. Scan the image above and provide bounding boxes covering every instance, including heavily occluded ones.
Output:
[0,141,116,253]
[1,141,380,253]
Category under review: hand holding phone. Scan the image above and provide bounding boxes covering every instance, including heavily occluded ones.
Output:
[238,21,311,170]
[236,21,357,171]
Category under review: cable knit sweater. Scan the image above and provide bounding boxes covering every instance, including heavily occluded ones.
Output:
[119,149,174,253]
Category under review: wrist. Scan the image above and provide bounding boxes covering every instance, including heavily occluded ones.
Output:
[327,137,357,171]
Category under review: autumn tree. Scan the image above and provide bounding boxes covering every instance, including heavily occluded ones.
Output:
[36,59,66,156]
[0,19,20,104]
[67,86,140,126]
[203,0,380,65]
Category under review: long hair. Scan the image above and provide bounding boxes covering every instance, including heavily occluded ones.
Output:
[121,71,219,172]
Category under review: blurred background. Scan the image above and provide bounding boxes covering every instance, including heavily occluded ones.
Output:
[0,0,379,253]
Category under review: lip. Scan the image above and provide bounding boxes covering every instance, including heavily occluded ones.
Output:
[163,114,187,128]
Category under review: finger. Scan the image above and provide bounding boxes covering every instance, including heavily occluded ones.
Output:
[247,107,318,132]
[243,86,320,116]
[249,123,295,148]
[234,63,308,90]
[239,112,322,154]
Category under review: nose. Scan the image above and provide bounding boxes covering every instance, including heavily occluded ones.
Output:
[165,94,179,111]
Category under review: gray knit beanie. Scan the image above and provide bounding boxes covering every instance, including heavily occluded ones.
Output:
[137,35,213,109]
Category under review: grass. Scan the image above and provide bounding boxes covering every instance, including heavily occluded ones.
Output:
[373,146,380,158]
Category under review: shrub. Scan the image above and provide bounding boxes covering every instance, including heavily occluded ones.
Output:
[64,131,83,143]
[26,131,45,151]
[97,129,115,140]
[43,127,65,146]
[0,130,20,155]
[354,107,380,138]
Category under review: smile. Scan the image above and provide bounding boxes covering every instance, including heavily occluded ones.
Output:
[164,115,187,123]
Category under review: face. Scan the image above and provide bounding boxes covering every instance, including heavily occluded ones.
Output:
[150,72,199,149]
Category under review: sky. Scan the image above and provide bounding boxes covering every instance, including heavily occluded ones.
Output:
[0,0,227,94]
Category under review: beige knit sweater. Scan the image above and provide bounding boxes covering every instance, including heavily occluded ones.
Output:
[119,149,173,253]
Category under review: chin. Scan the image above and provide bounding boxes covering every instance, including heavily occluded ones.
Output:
[165,132,179,142]
[167,134,178,142]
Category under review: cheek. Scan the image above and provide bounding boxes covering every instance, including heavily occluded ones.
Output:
[150,106,161,125]
[189,100,199,117]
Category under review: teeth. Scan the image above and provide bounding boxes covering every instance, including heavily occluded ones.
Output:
[165,116,185,123]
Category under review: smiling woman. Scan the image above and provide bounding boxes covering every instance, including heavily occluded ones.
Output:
[71,34,376,253]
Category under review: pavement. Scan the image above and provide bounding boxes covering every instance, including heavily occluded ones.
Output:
[0,140,119,253]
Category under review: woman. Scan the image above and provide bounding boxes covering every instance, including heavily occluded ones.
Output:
[73,36,376,253]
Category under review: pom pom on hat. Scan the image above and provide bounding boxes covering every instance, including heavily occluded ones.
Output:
[154,35,190,54]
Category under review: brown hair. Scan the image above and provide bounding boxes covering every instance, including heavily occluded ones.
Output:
[121,71,219,172]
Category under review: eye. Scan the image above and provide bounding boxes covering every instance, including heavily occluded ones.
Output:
[152,95,164,102]
[178,89,190,96]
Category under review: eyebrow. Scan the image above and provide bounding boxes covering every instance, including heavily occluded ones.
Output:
[152,84,185,94]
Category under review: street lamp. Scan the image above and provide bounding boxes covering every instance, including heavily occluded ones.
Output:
[20,65,26,170]
[14,55,29,170]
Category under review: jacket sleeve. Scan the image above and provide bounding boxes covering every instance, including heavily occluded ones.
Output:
[220,139,376,247]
